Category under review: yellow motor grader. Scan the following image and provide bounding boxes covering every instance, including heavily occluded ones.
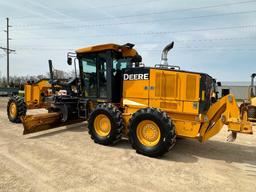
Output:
[7,60,77,123]
[7,42,253,157]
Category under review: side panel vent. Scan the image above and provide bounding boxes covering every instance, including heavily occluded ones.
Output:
[155,71,177,98]
[165,74,176,98]
[155,72,162,97]
[186,75,197,100]
[160,102,178,109]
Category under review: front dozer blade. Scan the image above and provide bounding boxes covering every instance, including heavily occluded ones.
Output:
[21,113,84,135]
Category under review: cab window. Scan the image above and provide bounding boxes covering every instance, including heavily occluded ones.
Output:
[81,55,97,97]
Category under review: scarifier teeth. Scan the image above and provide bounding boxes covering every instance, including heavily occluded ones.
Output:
[226,131,237,142]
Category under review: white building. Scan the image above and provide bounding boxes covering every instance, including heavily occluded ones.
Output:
[218,82,250,100]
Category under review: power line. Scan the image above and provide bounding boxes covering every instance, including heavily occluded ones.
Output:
[11,0,156,20]
[90,24,256,38]
[13,35,256,50]
[14,24,256,40]
[92,0,156,9]
[106,0,256,19]
[13,9,256,30]
[17,47,73,51]
[143,48,256,51]
[13,36,256,53]
[0,47,15,52]
[10,24,256,42]
[11,0,256,23]
[176,36,256,43]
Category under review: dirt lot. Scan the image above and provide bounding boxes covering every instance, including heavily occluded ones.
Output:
[0,97,256,192]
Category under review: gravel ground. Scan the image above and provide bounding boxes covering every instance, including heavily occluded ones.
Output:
[0,97,256,192]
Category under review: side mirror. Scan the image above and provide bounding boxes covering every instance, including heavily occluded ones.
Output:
[217,82,222,86]
[67,57,72,65]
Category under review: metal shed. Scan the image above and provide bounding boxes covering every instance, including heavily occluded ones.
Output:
[218,82,250,100]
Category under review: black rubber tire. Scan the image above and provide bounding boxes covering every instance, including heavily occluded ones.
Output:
[248,106,256,119]
[7,95,27,123]
[88,103,124,145]
[129,108,176,157]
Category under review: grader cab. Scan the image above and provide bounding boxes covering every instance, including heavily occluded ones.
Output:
[7,42,253,157]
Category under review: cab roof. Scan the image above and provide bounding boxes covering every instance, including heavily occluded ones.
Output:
[75,43,138,57]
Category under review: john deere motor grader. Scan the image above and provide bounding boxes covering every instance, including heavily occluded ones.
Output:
[240,73,256,122]
[7,42,253,157]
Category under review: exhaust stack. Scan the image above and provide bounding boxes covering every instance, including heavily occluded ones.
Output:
[251,73,256,97]
[161,42,174,65]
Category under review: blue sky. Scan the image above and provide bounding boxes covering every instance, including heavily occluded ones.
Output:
[0,0,255,81]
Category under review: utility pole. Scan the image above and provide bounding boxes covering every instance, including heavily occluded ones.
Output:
[6,17,10,86]
[0,17,15,87]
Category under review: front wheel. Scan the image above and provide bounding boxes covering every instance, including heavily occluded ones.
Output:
[7,95,27,123]
[88,103,124,145]
[129,108,176,157]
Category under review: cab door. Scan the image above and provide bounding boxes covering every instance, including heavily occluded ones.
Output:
[79,51,112,100]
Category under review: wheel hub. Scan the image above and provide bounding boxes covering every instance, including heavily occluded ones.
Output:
[137,120,161,147]
[9,102,17,118]
[94,114,111,137]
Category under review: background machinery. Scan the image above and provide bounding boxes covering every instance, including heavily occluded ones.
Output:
[7,61,78,123]
[7,42,253,157]
[240,73,256,122]
[7,79,51,123]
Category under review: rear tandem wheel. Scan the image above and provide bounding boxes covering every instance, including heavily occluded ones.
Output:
[128,108,176,157]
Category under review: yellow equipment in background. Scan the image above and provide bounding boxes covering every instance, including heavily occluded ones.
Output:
[24,79,52,109]
[8,42,253,157]
[240,73,256,122]
[7,79,53,123]
[7,60,73,123]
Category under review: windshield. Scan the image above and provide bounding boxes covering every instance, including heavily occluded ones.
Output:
[112,58,130,71]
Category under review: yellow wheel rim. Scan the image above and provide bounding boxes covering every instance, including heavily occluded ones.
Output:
[136,120,161,147]
[9,102,17,118]
[94,114,111,137]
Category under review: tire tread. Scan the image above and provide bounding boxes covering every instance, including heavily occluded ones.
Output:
[128,108,176,157]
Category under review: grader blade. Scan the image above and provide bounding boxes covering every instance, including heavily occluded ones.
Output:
[22,113,61,134]
[21,113,85,135]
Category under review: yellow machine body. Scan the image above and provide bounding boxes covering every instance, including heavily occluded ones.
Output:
[121,68,252,141]
[24,79,52,109]
[251,97,256,106]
